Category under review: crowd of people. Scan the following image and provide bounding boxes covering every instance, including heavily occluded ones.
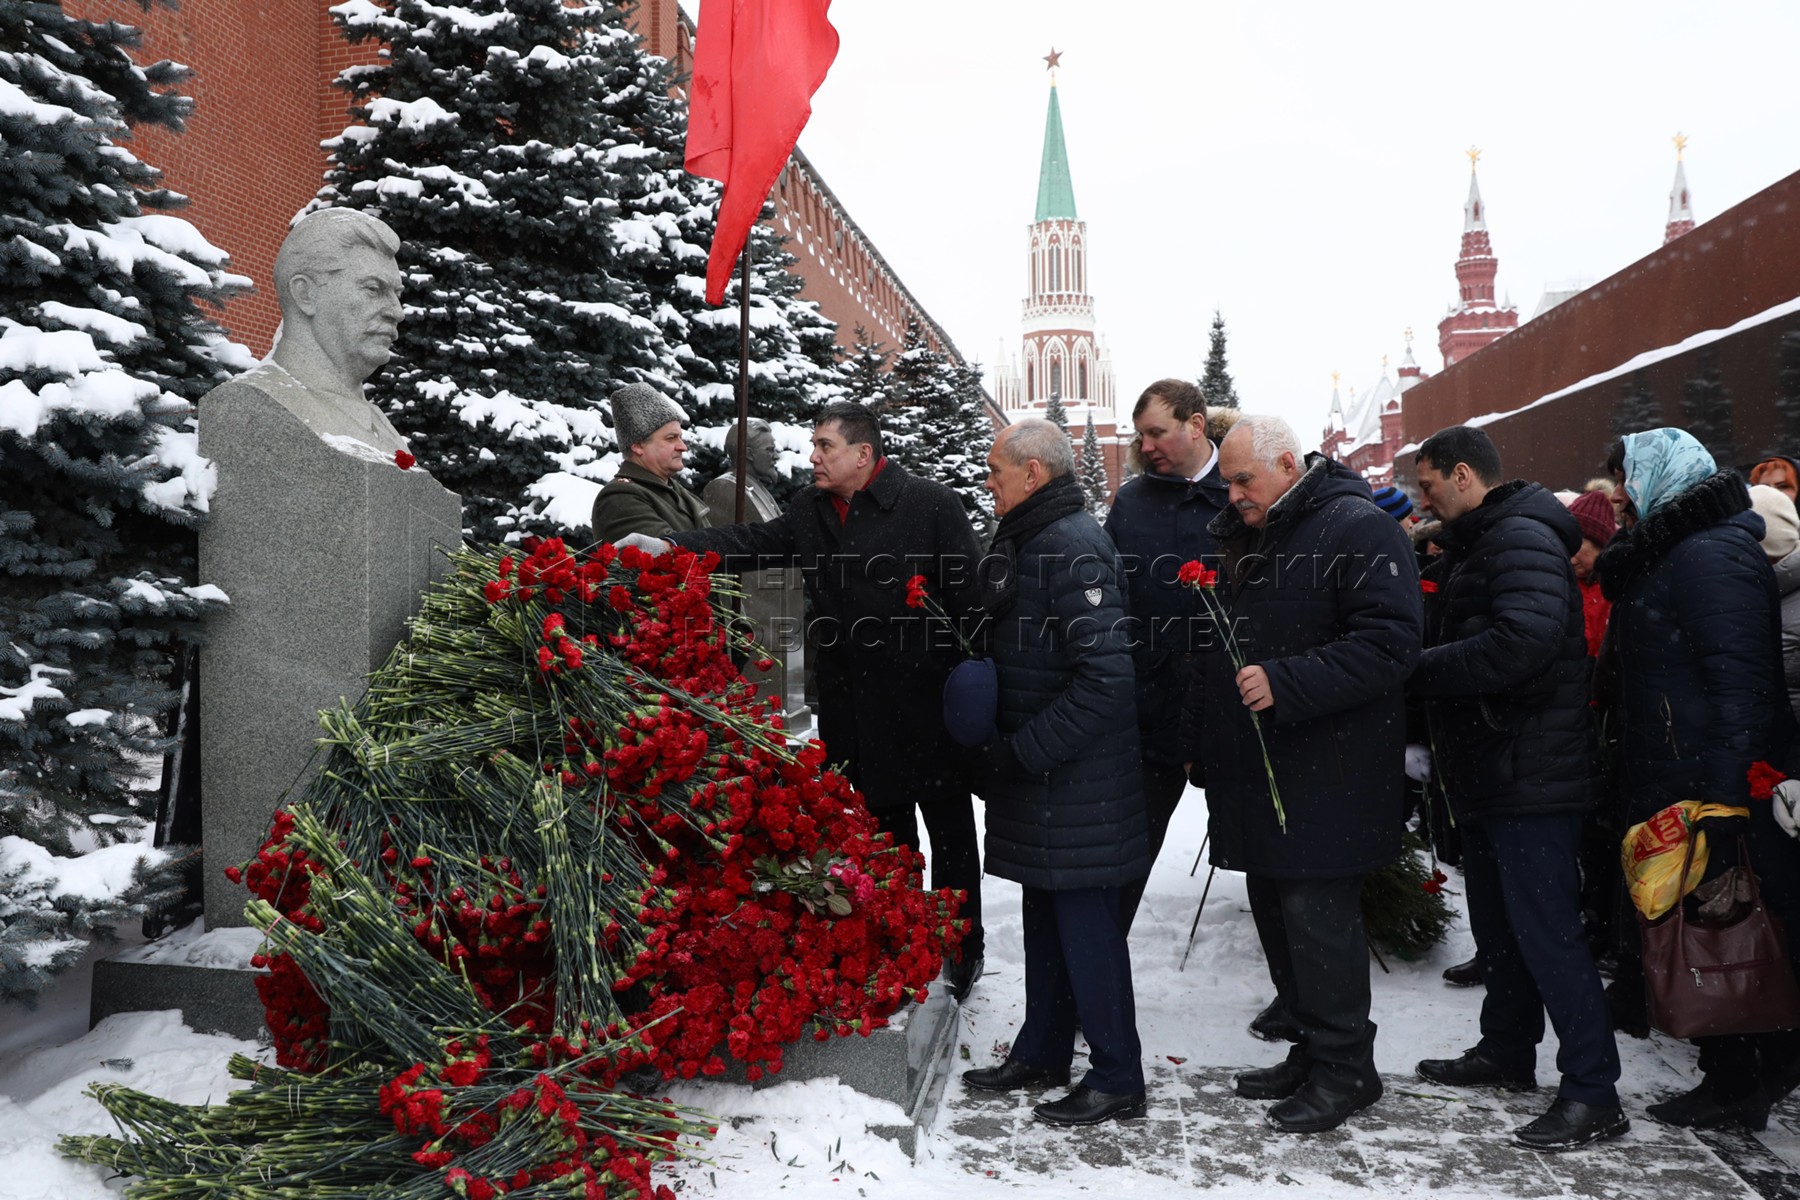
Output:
[598,378,1800,1154]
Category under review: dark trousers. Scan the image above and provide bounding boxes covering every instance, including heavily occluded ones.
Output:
[1246,874,1376,1081]
[1010,885,1144,1094]
[1463,811,1620,1106]
[879,797,983,956]
[1119,760,1186,930]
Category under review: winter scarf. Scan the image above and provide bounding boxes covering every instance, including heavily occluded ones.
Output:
[981,473,1086,616]
[1595,468,1752,601]
[1622,427,1717,519]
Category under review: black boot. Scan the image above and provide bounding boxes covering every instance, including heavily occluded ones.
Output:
[1235,1051,1310,1100]
[1646,1076,1771,1132]
[1248,997,1302,1043]
[962,1058,1070,1093]
[1514,1097,1629,1151]
[1441,956,1483,988]
[1033,1084,1147,1126]
[1265,1068,1382,1134]
[946,952,983,1002]
[1416,1047,1536,1092]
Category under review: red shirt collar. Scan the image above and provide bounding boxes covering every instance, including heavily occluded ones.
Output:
[828,456,887,524]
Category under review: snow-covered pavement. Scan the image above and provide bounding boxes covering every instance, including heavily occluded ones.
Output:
[2,788,1792,1199]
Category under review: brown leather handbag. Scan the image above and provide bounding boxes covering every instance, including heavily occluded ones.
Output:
[1639,834,1800,1039]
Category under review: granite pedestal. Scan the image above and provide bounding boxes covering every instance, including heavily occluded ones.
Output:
[195,381,461,930]
[708,985,961,1156]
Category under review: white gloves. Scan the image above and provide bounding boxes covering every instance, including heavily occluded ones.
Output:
[1774,780,1800,840]
[1404,743,1433,784]
[613,533,671,556]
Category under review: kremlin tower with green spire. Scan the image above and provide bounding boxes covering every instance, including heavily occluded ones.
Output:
[993,51,1123,493]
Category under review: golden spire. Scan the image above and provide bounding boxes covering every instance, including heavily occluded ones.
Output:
[1382,353,1390,370]
[1466,145,1482,173]
[1404,326,1414,345]
[1331,369,1341,386]
[1673,131,1689,161]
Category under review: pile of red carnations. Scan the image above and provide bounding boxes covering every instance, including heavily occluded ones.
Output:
[63,539,965,1198]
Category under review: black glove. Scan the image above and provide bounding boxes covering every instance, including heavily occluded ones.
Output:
[1186,760,1206,789]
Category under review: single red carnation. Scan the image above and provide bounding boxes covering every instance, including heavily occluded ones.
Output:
[1421,580,1440,594]
[1749,760,1789,802]
[394,449,416,470]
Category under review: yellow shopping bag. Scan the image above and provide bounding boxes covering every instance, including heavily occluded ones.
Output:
[1621,801,1750,921]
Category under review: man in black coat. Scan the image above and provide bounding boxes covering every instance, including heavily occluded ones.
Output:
[1181,415,1422,1135]
[617,401,988,998]
[1104,378,1228,931]
[1410,425,1627,1152]
[960,418,1150,1127]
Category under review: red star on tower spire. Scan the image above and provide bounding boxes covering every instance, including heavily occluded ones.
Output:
[1044,47,1062,71]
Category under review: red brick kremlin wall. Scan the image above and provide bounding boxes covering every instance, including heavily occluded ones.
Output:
[1399,170,1800,458]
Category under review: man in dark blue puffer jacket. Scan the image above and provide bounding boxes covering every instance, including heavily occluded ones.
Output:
[960,418,1151,1129]
[1410,425,1626,1153]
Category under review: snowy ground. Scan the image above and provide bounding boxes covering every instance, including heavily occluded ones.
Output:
[0,788,1770,1199]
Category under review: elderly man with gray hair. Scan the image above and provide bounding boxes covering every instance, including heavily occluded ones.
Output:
[960,418,1152,1127]
[1179,414,1422,1134]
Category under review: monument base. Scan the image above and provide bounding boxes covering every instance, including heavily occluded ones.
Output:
[715,983,960,1157]
[88,923,268,1041]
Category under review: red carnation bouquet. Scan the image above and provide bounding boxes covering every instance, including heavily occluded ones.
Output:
[67,538,965,1198]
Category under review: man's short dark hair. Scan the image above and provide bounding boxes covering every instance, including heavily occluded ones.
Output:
[1417,425,1503,486]
[815,400,883,458]
[1134,378,1205,424]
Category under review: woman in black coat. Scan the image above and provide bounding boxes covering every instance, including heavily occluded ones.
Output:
[1597,427,1800,1129]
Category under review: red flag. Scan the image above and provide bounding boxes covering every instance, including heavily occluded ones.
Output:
[684,0,839,306]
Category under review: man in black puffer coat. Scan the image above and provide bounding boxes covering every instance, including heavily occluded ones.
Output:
[960,419,1150,1129]
[1104,378,1230,929]
[1409,426,1626,1153]
[1180,416,1421,1135]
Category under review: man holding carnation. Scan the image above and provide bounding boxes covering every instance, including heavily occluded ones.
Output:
[1180,414,1420,1134]
[961,419,1150,1127]
[615,401,988,1000]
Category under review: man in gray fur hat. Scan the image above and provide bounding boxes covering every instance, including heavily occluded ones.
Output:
[591,383,711,542]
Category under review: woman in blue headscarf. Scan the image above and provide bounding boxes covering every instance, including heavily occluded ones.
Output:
[1596,428,1800,1130]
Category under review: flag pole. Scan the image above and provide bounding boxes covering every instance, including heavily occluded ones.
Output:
[733,234,752,523]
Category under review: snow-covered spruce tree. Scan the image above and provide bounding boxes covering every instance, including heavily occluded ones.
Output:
[1680,352,1737,466]
[838,325,892,408]
[1776,329,1800,450]
[1200,310,1241,409]
[882,319,992,530]
[320,0,680,544]
[1043,385,1069,433]
[1079,409,1110,516]
[0,0,250,999]
[556,16,842,509]
[1613,370,1661,438]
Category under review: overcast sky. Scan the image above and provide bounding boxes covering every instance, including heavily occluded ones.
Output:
[765,0,1800,444]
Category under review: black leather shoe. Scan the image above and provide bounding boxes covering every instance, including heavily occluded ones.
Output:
[1248,998,1302,1043]
[1416,1047,1536,1092]
[1235,1055,1309,1100]
[1441,956,1483,987]
[962,1058,1071,1093]
[947,953,983,1003]
[1032,1084,1148,1126]
[1514,1097,1629,1151]
[1265,1072,1382,1134]
[1646,1079,1771,1132]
